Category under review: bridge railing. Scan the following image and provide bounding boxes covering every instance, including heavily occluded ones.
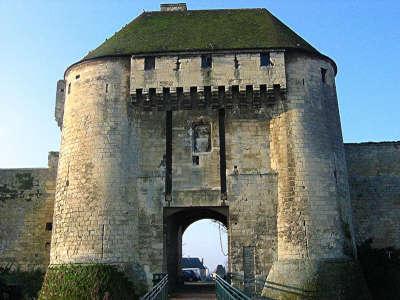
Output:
[216,274,251,300]
[140,274,168,300]
[228,272,266,297]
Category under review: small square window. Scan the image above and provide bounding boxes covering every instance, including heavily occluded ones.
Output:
[201,54,212,69]
[45,222,52,231]
[144,57,155,70]
[260,52,271,67]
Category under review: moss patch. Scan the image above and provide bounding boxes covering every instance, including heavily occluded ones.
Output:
[15,173,34,190]
[39,264,138,300]
[84,9,320,59]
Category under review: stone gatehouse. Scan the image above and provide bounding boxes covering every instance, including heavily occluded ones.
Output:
[1,3,399,299]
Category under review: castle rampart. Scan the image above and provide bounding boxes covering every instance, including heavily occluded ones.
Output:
[345,142,400,249]
[0,152,58,271]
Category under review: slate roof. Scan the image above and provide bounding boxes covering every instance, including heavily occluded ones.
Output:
[84,8,324,60]
[181,257,206,269]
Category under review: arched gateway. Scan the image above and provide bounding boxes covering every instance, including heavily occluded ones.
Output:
[43,3,370,299]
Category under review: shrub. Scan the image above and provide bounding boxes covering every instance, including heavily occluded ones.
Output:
[39,264,138,300]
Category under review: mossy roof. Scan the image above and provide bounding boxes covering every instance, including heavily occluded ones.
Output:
[84,8,324,60]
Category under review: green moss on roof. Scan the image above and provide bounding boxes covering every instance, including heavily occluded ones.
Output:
[84,8,321,60]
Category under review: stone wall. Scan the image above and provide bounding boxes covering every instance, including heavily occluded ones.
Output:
[130,107,278,285]
[345,142,400,249]
[226,115,277,276]
[0,152,58,271]
[130,51,286,95]
[129,109,166,281]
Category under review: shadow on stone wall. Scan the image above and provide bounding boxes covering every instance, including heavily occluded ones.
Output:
[0,264,44,300]
[358,239,400,300]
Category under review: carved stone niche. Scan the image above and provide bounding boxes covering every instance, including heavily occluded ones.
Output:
[192,122,211,153]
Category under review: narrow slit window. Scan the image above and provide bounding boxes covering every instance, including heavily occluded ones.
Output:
[144,57,155,70]
[234,55,240,69]
[201,54,212,69]
[175,57,181,70]
[321,68,327,83]
[105,84,109,93]
[68,83,71,94]
[75,74,80,80]
[260,52,271,67]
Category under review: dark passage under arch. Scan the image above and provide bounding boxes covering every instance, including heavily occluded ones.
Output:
[163,206,229,288]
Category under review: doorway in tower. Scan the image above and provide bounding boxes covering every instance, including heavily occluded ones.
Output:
[163,206,229,290]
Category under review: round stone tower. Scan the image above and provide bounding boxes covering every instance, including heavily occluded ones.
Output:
[43,4,370,299]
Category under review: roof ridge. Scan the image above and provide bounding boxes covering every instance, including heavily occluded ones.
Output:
[145,7,266,13]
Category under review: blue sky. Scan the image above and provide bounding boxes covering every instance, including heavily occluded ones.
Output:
[183,219,228,273]
[0,0,399,270]
[0,1,399,168]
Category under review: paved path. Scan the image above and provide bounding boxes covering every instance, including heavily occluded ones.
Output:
[169,282,216,300]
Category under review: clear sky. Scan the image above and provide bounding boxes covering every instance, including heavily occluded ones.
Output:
[183,219,228,273]
[0,0,399,271]
[0,1,399,168]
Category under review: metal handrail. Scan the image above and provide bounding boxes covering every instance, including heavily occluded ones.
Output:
[229,272,266,296]
[216,274,251,300]
[140,274,168,300]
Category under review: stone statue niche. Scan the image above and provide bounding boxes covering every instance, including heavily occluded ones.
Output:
[192,123,211,153]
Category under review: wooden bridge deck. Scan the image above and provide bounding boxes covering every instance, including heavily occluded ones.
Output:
[169,282,216,299]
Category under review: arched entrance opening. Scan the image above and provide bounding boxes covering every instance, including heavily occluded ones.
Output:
[163,206,229,289]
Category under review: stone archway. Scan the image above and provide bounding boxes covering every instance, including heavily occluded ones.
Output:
[163,206,229,288]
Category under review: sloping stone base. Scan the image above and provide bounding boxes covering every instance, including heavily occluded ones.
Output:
[262,259,371,300]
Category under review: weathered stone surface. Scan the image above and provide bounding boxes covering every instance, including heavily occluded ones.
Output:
[0,152,58,271]
[345,142,400,249]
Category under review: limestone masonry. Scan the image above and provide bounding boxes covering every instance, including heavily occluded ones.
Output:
[1,4,399,299]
